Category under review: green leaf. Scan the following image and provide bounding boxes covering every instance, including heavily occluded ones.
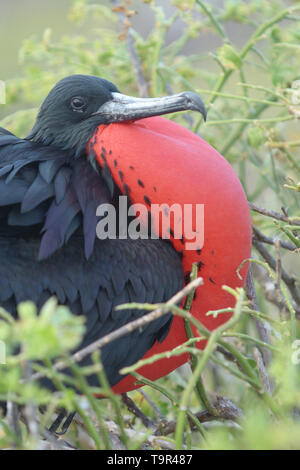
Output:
[247,127,265,148]
[217,44,243,70]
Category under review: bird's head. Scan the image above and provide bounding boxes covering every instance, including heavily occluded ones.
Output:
[27,74,207,155]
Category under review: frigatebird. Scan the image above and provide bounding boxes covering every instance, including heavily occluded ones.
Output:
[0,75,252,399]
[0,75,206,388]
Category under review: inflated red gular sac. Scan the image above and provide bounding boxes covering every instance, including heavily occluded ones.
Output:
[89,95,252,394]
[0,75,251,402]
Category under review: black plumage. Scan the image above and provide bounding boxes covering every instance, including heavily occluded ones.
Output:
[0,75,184,388]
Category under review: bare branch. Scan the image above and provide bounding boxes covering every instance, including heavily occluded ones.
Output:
[126,33,149,98]
[249,202,300,226]
[253,347,272,395]
[158,395,242,436]
[246,267,272,368]
[253,239,300,307]
[252,225,297,252]
[252,262,300,317]
[122,393,154,428]
[112,0,149,97]
[138,390,165,421]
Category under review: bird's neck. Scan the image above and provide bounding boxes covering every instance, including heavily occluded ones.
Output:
[26,122,96,158]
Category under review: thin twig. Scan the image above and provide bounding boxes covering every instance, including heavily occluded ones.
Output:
[252,262,300,316]
[249,202,300,226]
[39,424,77,450]
[252,225,297,252]
[253,348,272,395]
[158,395,242,436]
[122,393,154,429]
[5,402,21,443]
[112,0,149,98]
[138,390,165,421]
[253,239,300,307]
[274,240,283,310]
[29,278,203,383]
[126,32,149,98]
[246,267,272,369]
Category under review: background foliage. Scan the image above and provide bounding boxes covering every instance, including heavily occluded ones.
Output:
[0,0,299,450]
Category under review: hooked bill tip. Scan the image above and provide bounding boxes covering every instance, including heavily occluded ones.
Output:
[181,91,207,122]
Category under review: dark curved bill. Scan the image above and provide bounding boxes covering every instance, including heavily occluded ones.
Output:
[93,91,207,123]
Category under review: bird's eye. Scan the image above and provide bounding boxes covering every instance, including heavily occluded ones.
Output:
[70,97,86,111]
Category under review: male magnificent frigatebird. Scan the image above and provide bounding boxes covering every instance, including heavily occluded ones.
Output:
[0,75,251,395]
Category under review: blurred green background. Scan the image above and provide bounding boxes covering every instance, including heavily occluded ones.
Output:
[0,0,299,450]
[0,0,254,81]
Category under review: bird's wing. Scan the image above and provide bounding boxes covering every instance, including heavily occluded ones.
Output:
[0,235,183,387]
[0,130,183,387]
[0,130,112,259]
